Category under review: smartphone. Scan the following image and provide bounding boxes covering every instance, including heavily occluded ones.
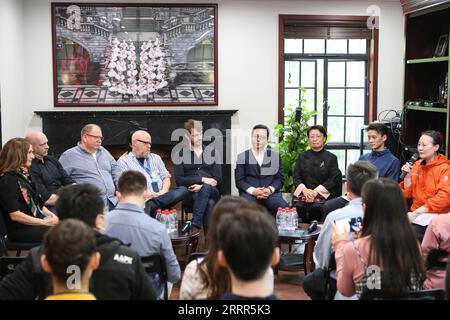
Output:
[335,216,362,240]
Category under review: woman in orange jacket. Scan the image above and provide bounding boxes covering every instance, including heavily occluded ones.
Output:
[400,130,450,220]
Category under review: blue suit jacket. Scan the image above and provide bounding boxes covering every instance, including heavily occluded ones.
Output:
[235,148,284,193]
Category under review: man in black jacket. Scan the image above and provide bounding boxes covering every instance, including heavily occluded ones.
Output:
[0,184,157,300]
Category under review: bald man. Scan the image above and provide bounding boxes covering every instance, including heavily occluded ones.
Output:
[25,131,74,209]
[117,130,188,218]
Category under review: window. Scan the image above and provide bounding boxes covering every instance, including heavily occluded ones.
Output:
[279,15,379,174]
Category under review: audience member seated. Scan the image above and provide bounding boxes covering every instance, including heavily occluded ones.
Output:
[332,178,425,299]
[293,125,341,223]
[235,124,288,215]
[105,170,181,299]
[180,196,274,300]
[0,183,156,300]
[25,131,75,212]
[117,130,188,218]
[217,202,279,300]
[323,122,400,216]
[41,219,99,300]
[400,130,450,240]
[421,214,450,289]
[173,119,222,234]
[303,161,378,300]
[59,124,123,211]
[0,138,58,243]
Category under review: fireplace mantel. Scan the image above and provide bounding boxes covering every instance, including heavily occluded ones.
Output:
[35,109,238,194]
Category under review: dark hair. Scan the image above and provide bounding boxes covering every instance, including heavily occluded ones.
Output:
[252,124,269,138]
[346,161,379,197]
[184,119,203,133]
[361,178,425,295]
[198,196,247,299]
[43,219,96,284]
[446,252,450,299]
[421,130,444,153]
[56,184,105,227]
[0,138,31,174]
[118,170,147,196]
[217,205,278,282]
[307,125,327,138]
[366,122,388,137]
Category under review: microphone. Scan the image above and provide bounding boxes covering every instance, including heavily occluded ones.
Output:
[307,220,318,233]
[400,153,419,180]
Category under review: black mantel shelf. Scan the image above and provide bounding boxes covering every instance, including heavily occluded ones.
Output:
[35,110,238,117]
[35,109,238,194]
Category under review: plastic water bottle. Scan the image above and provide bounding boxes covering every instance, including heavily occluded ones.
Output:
[291,207,298,230]
[170,209,178,233]
[285,208,294,231]
[162,210,171,232]
[156,208,162,221]
[276,207,283,231]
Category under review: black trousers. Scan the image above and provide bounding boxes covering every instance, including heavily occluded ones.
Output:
[294,200,325,223]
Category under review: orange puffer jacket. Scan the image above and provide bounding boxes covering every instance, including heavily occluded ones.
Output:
[400,153,450,213]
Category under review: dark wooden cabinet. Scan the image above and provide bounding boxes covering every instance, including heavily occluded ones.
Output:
[401,2,450,156]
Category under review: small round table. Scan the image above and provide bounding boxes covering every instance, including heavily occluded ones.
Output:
[168,225,200,268]
[277,223,321,275]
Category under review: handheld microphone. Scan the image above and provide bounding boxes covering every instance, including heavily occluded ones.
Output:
[308,220,318,233]
[400,153,419,180]
[181,221,191,234]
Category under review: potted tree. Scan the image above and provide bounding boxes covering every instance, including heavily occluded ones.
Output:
[272,88,317,204]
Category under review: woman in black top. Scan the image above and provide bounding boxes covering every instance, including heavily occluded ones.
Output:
[293,125,341,223]
[0,138,58,243]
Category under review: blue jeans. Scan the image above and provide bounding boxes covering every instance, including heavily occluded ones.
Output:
[183,184,220,231]
[240,192,288,215]
[146,186,189,218]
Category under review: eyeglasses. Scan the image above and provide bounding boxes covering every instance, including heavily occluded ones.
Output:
[86,134,104,141]
[136,139,152,146]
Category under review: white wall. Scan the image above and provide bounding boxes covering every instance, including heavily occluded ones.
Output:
[1,0,404,193]
[0,0,25,139]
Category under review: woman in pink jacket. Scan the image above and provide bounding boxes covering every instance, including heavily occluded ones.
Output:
[332,178,425,298]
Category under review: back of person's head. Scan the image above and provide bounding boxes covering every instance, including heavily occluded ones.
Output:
[346,161,379,197]
[217,205,278,282]
[42,219,98,285]
[0,138,31,174]
[361,178,424,295]
[56,184,105,227]
[366,122,388,137]
[118,170,147,197]
[200,196,248,299]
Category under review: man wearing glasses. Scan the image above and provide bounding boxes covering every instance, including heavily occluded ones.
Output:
[235,124,288,215]
[117,130,188,217]
[59,124,123,210]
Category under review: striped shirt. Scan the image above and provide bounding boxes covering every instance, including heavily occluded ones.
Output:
[117,152,171,192]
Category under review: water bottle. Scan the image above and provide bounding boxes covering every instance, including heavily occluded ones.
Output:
[291,207,298,230]
[171,209,178,232]
[156,208,162,221]
[285,208,294,231]
[162,210,171,232]
[276,207,283,231]
[280,208,288,231]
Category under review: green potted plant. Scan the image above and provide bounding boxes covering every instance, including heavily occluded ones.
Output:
[272,88,317,203]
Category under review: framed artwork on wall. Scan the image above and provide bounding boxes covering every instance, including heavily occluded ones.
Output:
[51,3,218,107]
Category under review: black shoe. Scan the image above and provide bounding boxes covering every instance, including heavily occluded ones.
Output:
[189,225,201,235]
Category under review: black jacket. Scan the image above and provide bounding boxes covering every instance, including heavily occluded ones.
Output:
[294,149,341,199]
[0,232,157,300]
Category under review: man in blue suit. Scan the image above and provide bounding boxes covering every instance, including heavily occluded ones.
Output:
[235,125,288,214]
